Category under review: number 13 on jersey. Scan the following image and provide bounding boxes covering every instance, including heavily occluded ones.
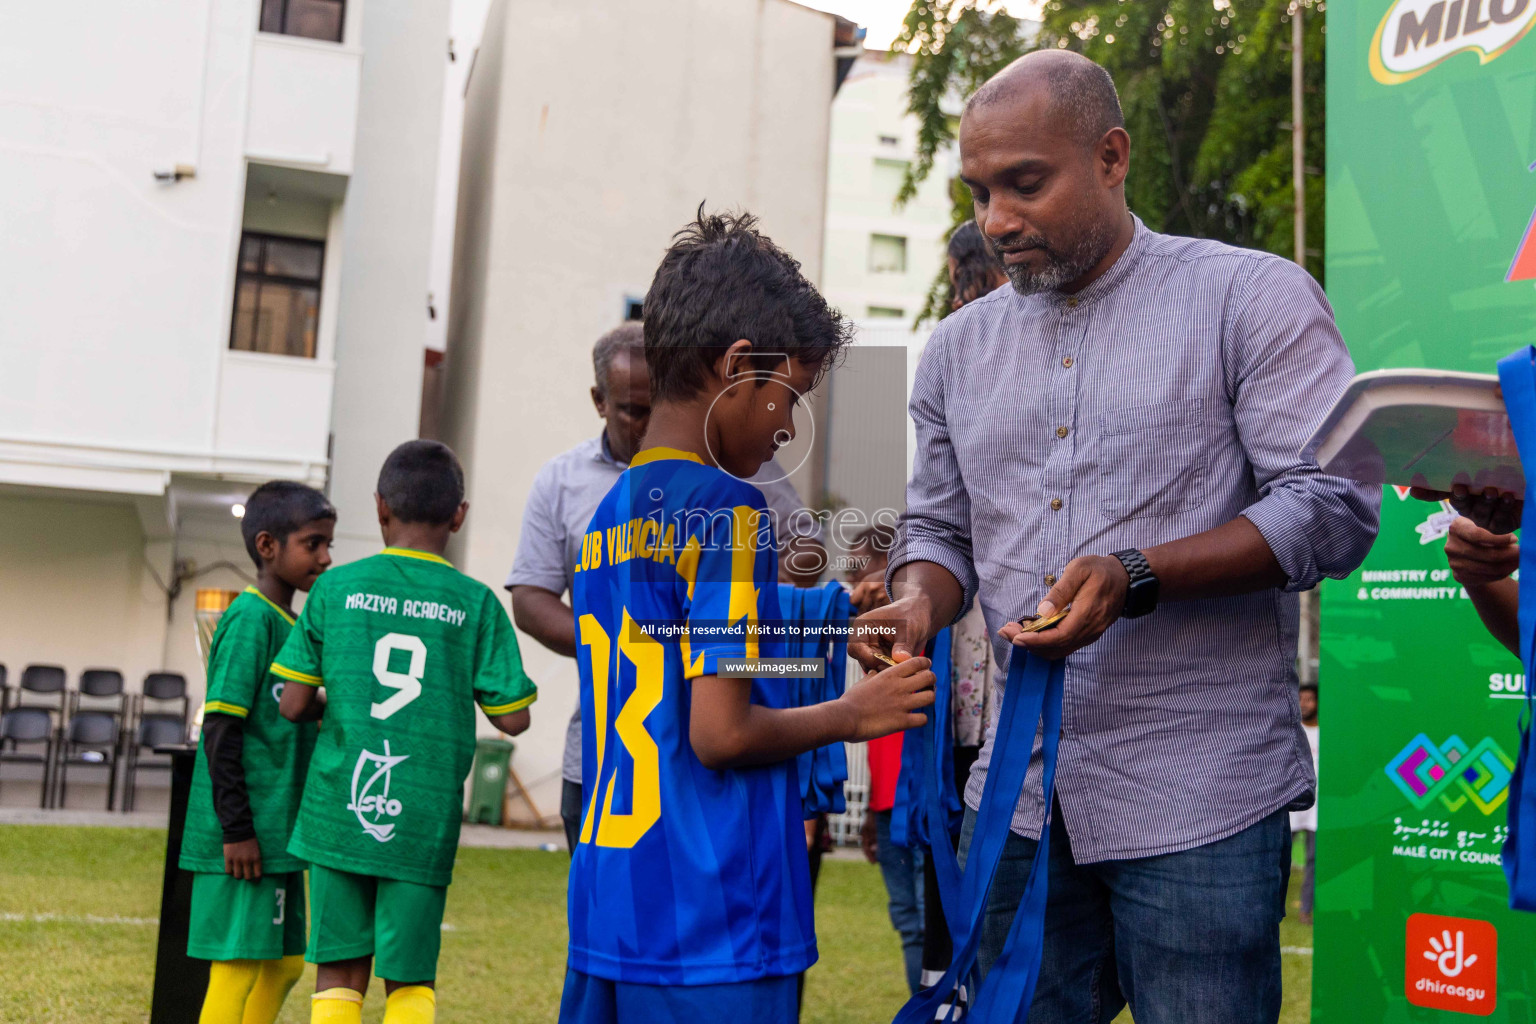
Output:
[578,610,663,848]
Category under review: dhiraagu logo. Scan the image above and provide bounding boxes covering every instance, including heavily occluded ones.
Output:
[348,740,408,842]
[1371,0,1536,84]
[1406,913,1497,1014]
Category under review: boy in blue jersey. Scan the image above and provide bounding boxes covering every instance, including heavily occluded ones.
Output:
[562,208,937,1024]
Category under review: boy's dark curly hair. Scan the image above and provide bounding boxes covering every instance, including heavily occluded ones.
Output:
[947,219,1004,310]
[642,206,853,402]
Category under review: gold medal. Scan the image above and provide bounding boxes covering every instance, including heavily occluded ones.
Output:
[1018,606,1071,633]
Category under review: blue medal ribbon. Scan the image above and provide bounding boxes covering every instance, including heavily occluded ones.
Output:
[781,582,853,817]
[893,646,1065,1023]
[1496,346,1536,909]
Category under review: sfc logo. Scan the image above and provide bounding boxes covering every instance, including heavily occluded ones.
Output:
[1385,733,1513,815]
[348,741,408,842]
[1371,0,1536,84]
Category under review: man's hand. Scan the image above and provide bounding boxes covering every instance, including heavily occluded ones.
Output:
[848,579,891,615]
[1410,485,1522,535]
[860,814,879,864]
[1445,515,1519,586]
[848,599,933,672]
[1001,555,1128,660]
[224,838,262,880]
[838,656,935,742]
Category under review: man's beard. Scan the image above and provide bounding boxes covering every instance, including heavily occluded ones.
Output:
[988,218,1117,296]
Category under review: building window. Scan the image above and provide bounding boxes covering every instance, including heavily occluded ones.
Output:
[873,158,909,201]
[878,135,900,147]
[623,297,645,321]
[869,234,908,275]
[230,233,325,359]
[867,306,905,319]
[260,0,345,43]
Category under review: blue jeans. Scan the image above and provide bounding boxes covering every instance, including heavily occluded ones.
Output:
[874,809,925,994]
[956,804,1290,1024]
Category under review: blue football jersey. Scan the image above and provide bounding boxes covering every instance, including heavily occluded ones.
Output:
[566,447,816,985]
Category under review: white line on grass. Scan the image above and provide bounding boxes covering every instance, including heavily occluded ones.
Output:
[1,912,158,926]
[1281,946,1313,956]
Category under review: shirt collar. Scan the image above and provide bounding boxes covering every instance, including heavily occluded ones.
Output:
[629,446,705,468]
[243,586,296,625]
[1036,214,1149,311]
[595,432,627,469]
[380,547,453,567]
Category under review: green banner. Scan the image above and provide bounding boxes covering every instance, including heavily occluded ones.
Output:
[1321,1,1536,1019]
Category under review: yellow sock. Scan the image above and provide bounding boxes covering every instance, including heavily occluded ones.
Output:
[240,955,305,1024]
[382,985,436,1024]
[311,987,364,1024]
[200,961,261,1024]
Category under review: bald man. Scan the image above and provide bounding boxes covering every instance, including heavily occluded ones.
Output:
[852,51,1378,1022]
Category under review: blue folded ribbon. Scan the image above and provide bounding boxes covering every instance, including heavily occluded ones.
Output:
[893,646,1065,1023]
[1497,346,1536,910]
[890,628,960,850]
[778,582,852,817]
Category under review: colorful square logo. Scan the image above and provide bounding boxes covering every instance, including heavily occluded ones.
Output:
[1406,913,1497,1016]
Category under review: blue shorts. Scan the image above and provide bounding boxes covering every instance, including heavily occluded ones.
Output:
[558,968,799,1024]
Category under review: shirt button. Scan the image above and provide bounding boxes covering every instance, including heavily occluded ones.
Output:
[1044,574,1058,586]
[1066,297,1079,308]
[1050,498,1063,511]
[1062,356,1074,369]
[1055,425,1069,439]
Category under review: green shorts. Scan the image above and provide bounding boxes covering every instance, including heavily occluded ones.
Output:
[306,863,446,983]
[188,870,307,961]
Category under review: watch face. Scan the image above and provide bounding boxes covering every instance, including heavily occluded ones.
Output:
[1125,576,1159,617]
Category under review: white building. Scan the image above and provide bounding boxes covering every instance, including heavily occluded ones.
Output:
[441,0,858,818]
[0,0,450,804]
[813,50,958,550]
[821,49,957,334]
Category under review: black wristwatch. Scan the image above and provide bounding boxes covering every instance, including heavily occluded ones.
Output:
[1111,549,1160,619]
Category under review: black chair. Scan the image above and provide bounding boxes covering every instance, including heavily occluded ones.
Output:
[78,669,127,705]
[15,664,66,714]
[0,707,56,808]
[53,711,122,810]
[53,670,128,809]
[121,714,186,812]
[139,672,189,723]
[0,664,8,712]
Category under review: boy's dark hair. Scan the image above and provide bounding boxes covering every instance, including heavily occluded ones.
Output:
[1299,683,1319,695]
[946,220,1002,312]
[642,206,854,402]
[376,440,465,525]
[241,481,336,567]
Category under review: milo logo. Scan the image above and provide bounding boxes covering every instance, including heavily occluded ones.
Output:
[1371,0,1536,84]
[348,740,408,842]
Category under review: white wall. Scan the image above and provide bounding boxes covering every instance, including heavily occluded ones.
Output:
[444,0,839,815]
[326,0,451,564]
[0,0,247,459]
[0,0,355,494]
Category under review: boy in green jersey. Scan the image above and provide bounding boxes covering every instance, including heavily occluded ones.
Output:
[180,481,336,1024]
[275,440,536,1024]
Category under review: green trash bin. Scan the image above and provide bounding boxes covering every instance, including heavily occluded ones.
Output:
[466,738,514,825]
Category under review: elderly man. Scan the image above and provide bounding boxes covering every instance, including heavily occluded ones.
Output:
[509,322,825,852]
[851,51,1379,1022]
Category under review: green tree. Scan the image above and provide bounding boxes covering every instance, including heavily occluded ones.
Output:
[900,0,1325,324]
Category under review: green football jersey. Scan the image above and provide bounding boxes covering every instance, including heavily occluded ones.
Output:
[273,548,536,886]
[181,587,319,874]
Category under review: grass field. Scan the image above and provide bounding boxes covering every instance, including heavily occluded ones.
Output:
[0,826,1313,1023]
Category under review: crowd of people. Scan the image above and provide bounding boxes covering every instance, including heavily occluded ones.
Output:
[178,47,1392,1024]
